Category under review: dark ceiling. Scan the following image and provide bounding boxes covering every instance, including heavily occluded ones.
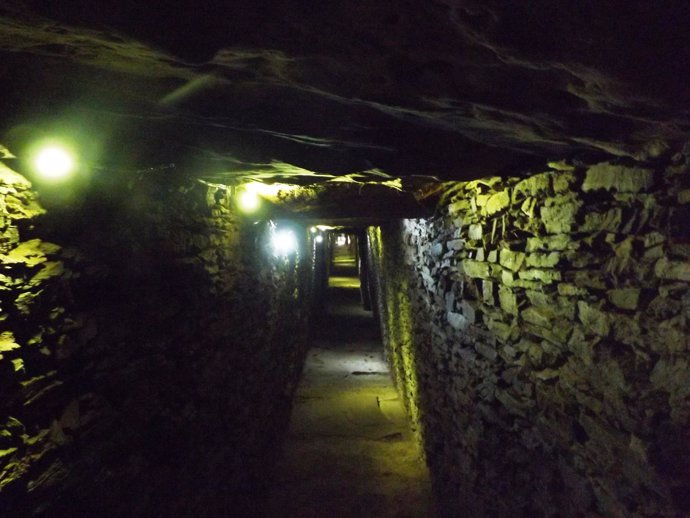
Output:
[0,0,689,183]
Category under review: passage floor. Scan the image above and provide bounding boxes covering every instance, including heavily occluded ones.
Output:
[266,271,434,517]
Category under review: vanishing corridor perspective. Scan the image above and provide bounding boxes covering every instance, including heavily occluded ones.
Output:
[1,3,690,518]
[267,245,433,517]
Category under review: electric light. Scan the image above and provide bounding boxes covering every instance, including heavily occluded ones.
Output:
[32,145,75,180]
[336,234,347,246]
[310,226,318,233]
[272,229,298,257]
[238,189,261,213]
[315,234,324,244]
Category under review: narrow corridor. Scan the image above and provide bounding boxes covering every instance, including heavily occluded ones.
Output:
[266,259,433,517]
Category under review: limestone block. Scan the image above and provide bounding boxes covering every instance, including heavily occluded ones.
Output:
[577,301,610,336]
[655,316,688,353]
[612,315,642,346]
[485,318,514,342]
[499,286,518,315]
[607,288,641,310]
[583,163,655,193]
[499,344,518,361]
[445,292,455,312]
[525,290,551,308]
[557,283,588,297]
[526,252,560,268]
[448,199,471,216]
[512,279,543,290]
[0,331,20,359]
[447,239,464,251]
[654,257,690,282]
[526,234,573,252]
[518,269,561,283]
[678,189,690,204]
[460,300,477,324]
[641,231,665,248]
[482,280,495,305]
[499,248,526,272]
[447,311,469,330]
[646,294,682,320]
[513,173,550,201]
[4,194,46,220]
[0,163,31,188]
[525,319,573,344]
[468,224,482,241]
[540,199,581,234]
[650,357,690,396]
[461,259,490,279]
[570,271,607,290]
[521,197,537,218]
[0,226,19,253]
[565,250,603,268]
[485,190,510,215]
[522,306,555,328]
[495,389,533,417]
[430,242,443,257]
[581,208,622,233]
[668,243,690,259]
[552,171,577,193]
[475,341,497,361]
[533,368,560,381]
[487,249,498,263]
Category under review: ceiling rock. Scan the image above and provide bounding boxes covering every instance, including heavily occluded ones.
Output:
[0,1,688,182]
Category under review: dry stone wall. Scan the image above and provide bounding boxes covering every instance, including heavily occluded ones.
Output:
[369,154,690,517]
[0,166,316,517]
[0,163,73,514]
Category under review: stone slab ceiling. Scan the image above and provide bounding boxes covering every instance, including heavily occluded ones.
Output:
[0,1,689,181]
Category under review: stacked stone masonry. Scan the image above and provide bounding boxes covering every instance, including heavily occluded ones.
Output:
[0,163,72,514]
[369,155,690,517]
[0,164,316,516]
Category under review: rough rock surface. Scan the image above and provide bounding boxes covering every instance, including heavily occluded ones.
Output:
[368,152,690,517]
[0,1,689,180]
[0,164,317,516]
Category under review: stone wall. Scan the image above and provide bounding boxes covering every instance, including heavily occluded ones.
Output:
[0,163,73,514]
[0,165,316,517]
[368,154,690,517]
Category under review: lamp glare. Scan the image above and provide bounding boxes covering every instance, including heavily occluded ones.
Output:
[238,190,261,213]
[272,229,298,257]
[33,146,75,180]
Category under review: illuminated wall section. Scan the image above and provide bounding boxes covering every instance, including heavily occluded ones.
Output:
[368,157,690,517]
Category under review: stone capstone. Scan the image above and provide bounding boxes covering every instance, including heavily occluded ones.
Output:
[583,164,655,193]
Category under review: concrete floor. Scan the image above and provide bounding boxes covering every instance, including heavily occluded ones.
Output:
[266,268,434,517]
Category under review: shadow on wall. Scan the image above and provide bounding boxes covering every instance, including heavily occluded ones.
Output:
[369,155,690,517]
[0,163,318,517]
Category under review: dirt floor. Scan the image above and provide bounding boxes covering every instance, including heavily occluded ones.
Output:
[265,266,434,517]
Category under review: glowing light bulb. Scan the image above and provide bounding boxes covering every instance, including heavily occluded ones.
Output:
[315,234,324,244]
[272,229,297,257]
[238,190,261,213]
[33,145,75,180]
